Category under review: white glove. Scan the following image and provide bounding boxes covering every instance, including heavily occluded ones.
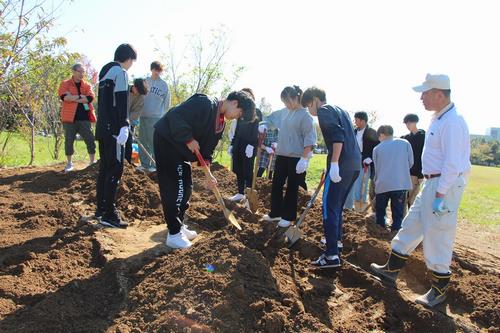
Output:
[245,144,254,158]
[295,157,309,174]
[258,124,267,134]
[228,145,233,156]
[363,157,372,165]
[265,147,274,154]
[116,126,129,145]
[329,162,342,183]
[271,142,277,149]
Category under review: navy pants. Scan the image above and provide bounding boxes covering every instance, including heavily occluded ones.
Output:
[322,169,359,256]
[375,190,407,231]
[96,136,124,215]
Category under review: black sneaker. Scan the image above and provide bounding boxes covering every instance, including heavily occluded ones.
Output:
[100,213,128,229]
[310,254,341,269]
[94,208,105,220]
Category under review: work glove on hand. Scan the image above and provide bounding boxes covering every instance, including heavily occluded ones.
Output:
[329,162,342,183]
[131,119,140,127]
[432,197,449,216]
[271,142,277,150]
[245,144,254,158]
[227,145,233,156]
[295,157,309,174]
[116,126,129,145]
[258,124,267,134]
[363,157,372,165]
[265,146,274,154]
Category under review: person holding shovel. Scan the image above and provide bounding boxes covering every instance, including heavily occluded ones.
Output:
[227,88,262,202]
[153,91,255,249]
[301,87,360,268]
[344,111,379,211]
[95,43,137,228]
[260,85,317,228]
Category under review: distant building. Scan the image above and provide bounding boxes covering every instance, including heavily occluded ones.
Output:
[486,127,500,141]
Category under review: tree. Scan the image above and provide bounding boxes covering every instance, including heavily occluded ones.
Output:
[154,26,244,107]
[0,0,75,165]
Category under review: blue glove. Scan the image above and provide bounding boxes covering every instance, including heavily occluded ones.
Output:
[131,119,140,127]
[432,197,449,216]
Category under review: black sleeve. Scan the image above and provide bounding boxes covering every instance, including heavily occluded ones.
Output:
[365,128,379,159]
[318,106,345,143]
[167,96,212,144]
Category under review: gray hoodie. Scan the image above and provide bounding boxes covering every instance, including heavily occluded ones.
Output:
[142,77,170,118]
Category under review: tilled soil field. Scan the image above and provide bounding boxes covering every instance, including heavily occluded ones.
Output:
[0,162,498,332]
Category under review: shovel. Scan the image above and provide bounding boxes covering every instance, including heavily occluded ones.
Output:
[284,170,326,247]
[245,131,266,213]
[194,150,242,230]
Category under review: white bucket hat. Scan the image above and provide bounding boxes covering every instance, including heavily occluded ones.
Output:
[413,73,450,92]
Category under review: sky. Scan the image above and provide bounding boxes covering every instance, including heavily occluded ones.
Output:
[51,0,500,136]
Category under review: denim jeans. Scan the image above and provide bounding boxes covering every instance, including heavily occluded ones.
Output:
[344,166,370,209]
[375,190,407,231]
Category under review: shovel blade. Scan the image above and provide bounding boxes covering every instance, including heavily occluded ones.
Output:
[245,188,259,213]
[224,208,242,230]
[284,226,302,248]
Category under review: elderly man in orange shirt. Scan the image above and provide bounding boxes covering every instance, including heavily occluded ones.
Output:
[58,63,96,172]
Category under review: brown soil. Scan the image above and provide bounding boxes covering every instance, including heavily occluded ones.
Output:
[0,162,498,332]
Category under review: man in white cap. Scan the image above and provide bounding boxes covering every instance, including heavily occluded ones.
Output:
[370,73,471,307]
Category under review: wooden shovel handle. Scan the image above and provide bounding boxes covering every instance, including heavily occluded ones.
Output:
[194,151,224,204]
[250,131,267,190]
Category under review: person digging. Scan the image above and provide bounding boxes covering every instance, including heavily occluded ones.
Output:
[153,91,255,249]
[301,87,360,268]
[370,74,471,307]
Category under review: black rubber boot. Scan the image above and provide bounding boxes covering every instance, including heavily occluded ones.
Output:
[415,271,451,307]
[370,249,409,283]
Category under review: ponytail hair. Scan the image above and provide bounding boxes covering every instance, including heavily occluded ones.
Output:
[280,85,303,101]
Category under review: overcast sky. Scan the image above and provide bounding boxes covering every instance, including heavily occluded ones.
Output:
[52,0,500,136]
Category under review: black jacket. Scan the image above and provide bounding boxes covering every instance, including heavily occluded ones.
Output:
[231,108,262,157]
[402,129,425,178]
[95,62,129,139]
[356,126,379,163]
[154,94,224,162]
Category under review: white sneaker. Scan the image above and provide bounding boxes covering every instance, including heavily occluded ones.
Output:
[262,214,281,222]
[320,237,326,245]
[166,232,192,249]
[181,225,198,241]
[64,162,74,172]
[278,219,291,228]
[148,167,156,172]
[228,193,245,202]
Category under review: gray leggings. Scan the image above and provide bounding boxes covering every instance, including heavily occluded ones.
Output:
[63,121,96,156]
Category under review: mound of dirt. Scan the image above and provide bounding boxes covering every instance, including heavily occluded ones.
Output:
[0,162,499,332]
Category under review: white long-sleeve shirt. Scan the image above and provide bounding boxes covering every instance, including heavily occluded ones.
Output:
[421,103,471,194]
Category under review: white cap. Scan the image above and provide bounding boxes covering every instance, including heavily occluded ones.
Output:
[412,73,450,92]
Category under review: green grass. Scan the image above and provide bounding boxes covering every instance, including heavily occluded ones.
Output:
[0,131,95,167]
[2,133,498,227]
[459,165,500,227]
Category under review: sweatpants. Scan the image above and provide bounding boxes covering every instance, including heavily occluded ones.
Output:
[153,131,192,235]
[63,121,96,156]
[391,175,467,274]
[269,155,306,221]
[375,190,407,231]
[96,136,124,215]
[139,117,160,169]
[322,170,359,256]
[232,152,254,194]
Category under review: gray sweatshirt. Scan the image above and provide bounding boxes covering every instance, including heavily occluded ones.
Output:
[142,77,170,118]
[262,107,317,158]
[373,137,414,194]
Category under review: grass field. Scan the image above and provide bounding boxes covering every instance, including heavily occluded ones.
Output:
[0,132,94,167]
[2,133,499,227]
